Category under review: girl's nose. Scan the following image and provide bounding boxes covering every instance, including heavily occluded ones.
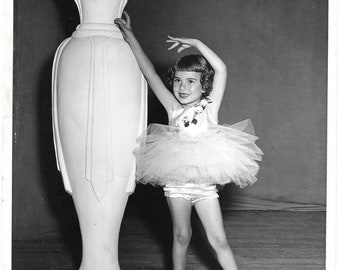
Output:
[179,82,186,90]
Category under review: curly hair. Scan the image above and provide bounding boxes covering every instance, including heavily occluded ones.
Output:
[166,54,215,97]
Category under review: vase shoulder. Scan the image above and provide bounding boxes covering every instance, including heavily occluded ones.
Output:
[72,23,123,38]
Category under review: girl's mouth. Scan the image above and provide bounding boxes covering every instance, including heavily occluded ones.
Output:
[178,93,190,99]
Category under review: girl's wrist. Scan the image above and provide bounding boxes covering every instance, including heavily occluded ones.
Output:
[192,39,201,48]
[129,32,138,44]
[124,31,135,44]
[194,39,205,50]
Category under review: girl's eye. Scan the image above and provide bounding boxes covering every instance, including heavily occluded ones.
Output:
[188,80,195,84]
[174,78,180,83]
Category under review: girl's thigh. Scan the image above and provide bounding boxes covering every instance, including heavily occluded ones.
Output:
[194,198,226,238]
[167,198,192,230]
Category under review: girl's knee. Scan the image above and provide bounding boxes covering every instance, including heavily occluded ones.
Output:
[209,234,229,250]
[174,228,192,245]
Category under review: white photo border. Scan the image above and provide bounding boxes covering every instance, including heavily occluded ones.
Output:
[326,0,339,269]
[1,0,13,269]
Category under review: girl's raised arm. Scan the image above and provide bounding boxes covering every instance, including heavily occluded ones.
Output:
[115,13,179,113]
[167,37,227,116]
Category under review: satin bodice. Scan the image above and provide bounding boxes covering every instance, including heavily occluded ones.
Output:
[168,105,218,136]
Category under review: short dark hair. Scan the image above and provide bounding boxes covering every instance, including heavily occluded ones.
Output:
[166,54,214,96]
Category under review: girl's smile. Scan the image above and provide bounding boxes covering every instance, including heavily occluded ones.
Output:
[178,92,190,98]
[173,71,203,105]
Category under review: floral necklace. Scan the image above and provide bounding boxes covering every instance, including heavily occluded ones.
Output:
[175,96,212,128]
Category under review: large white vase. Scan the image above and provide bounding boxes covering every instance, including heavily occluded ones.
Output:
[52,0,147,269]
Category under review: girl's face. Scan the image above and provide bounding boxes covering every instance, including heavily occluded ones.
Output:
[173,71,203,106]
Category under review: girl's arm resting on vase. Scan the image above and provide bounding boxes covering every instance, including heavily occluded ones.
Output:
[115,14,179,113]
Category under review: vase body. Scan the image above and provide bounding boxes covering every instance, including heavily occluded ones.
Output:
[53,0,147,200]
[52,0,147,268]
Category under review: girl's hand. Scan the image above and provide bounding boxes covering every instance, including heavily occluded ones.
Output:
[114,11,133,42]
[166,36,199,53]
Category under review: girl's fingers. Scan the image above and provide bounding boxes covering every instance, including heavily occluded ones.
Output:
[170,36,185,42]
[167,36,185,43]
[177,47,185,53]
[167,36,191,45]
[166,38,179,43]
[177,45,190,53]
[177,44,191,53]
[167,42,179,50]
[123,11,131,27]
[166,36,192,52]
[114,21,121,28]
[115,18,128,31]
[114,18,125,25]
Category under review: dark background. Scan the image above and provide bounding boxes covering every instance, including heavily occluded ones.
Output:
[13,0,327,240]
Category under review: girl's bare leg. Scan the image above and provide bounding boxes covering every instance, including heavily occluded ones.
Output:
[167,198,192,270]
[195,199,238,270]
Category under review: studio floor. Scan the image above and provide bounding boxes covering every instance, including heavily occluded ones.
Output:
[13,211,325,270]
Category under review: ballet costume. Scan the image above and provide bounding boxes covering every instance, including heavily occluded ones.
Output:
[134,97,263,204]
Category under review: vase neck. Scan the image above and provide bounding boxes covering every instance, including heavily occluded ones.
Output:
[74,0,127,24]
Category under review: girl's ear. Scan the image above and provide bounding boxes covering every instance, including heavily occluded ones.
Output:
[200,77,208,90]
[165,67,175,89]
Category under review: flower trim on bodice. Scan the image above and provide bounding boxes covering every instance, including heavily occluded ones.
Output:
[175,97,212,128]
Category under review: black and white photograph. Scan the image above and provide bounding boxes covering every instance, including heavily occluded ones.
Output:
[1,0,339,269]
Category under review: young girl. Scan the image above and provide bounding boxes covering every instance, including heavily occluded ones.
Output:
[115,12,263,270]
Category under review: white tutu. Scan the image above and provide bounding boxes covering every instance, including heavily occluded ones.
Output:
[134,119,263,188]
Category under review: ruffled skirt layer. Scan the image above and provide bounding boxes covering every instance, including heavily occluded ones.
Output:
[134,119,263,188]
